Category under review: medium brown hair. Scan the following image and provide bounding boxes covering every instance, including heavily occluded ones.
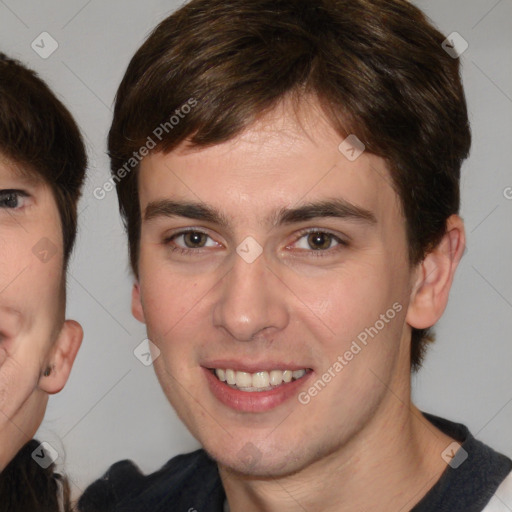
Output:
[108,0,471,370]
[0,52,87,268]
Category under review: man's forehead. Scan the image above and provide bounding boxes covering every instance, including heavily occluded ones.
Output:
[138,98,396,227]
[140,147,391,217]
[149,94,347,160]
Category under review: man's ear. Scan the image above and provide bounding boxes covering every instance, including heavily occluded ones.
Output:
[406,214,466,329]
[132,280,146,324]
[39,319,83,395]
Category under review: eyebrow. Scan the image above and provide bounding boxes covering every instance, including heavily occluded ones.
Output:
[273,199,377,226]
[143,198,377,228]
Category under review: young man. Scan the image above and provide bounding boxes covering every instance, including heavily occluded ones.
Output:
[79,0,512,510]
[0,52,86,508]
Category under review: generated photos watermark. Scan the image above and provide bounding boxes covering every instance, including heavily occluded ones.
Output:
[94,97,198,200]
[298,301,403,405]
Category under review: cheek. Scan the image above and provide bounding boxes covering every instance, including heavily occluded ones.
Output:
[0,354,40,418]
[29,257,63,300]
[0,216,63,292]
[140,275,192,341]
[0,265,62,359]
[30,215,65,293]
[289,263,393,339]
[12,254,64,334]
[139,253,215,342]
[0,235,31,290]
[287,260,407,396]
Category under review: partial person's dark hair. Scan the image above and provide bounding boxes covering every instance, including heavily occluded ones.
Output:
[108,0,471,371]
[0,52,87,268]
[0,439,71,512]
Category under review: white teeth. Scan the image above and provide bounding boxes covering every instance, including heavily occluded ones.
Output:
[292,369,306,380]
[214,367,308,391]
[269,370,283,386]
[252,371,270,388]
[226,369,236,385]
[235,371,252,388]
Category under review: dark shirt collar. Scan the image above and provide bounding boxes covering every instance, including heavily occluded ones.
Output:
[96,411,511,512]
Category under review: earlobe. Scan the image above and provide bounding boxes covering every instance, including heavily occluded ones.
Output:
[406,214,466,330]
[132,281,146,324]
[39,319,83,395]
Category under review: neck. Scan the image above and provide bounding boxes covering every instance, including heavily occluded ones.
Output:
[219,398,454,512]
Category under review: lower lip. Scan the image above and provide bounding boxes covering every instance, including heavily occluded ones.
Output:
[203,367,312,413]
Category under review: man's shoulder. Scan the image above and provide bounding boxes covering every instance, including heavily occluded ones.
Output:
[414,412,512,512]
[78,448,225,512]
[483,471,512,511]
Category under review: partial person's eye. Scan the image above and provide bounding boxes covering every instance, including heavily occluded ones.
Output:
[290,229,348,256]
[165,229,220,255]
[0,190,30,209]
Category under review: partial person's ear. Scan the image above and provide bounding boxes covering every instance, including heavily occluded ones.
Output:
[406,214,466,330]
[132,280,146,323]
[39,319,83,394]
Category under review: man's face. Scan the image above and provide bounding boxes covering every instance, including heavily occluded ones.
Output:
[135,100,417,476]
[0,156,65,468]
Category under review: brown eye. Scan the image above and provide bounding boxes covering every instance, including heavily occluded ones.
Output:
[165,230,219,254]
[307,232,334,250]
[183,231,208,248]
[292,230,346,255]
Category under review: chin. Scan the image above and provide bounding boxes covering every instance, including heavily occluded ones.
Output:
[204,438,313,478]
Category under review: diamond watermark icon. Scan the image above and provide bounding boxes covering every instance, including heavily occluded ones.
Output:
[31,32,59,59]
[236,236,263,264]
[338,134,365,161]
[134,338,161,366]
[31,441,59,469]
[441,442,468,469]
[32,237,58,263]
[237,442,262,471]
[442,32,468,59]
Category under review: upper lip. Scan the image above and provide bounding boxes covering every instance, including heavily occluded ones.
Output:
[202,360,313,373]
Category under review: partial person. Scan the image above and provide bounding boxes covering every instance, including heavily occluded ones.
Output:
[0,52,87,511]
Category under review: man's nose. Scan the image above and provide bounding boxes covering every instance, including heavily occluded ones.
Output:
[212,250,289,342]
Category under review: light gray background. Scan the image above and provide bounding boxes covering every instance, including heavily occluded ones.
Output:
[0,0,511,498]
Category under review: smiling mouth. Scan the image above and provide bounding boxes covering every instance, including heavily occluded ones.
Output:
[209,368,311,392]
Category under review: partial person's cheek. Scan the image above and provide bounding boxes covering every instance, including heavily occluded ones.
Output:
[0,351,40,406]
[0,347,7,369]
[0,357,23,415]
